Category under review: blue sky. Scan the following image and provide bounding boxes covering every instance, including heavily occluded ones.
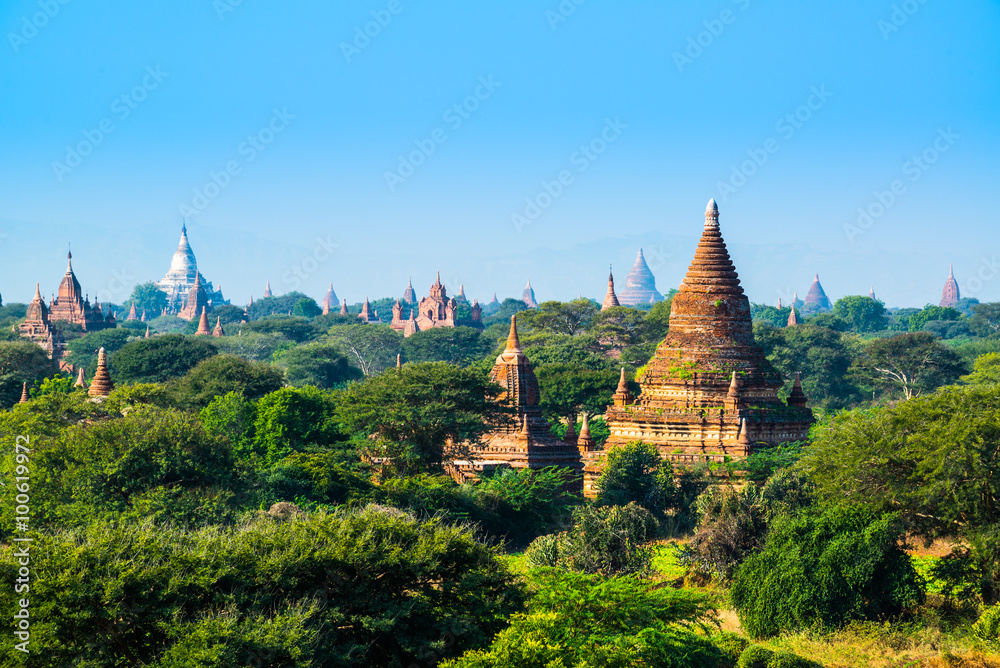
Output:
[1,0,997,308]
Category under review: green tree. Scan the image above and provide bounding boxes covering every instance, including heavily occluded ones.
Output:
[213,331,293,362]
[110,334,218,383]
[326,323,403,377]
[0,341,58,407]
[753,323,865,411]
[123,281,169,316]
[964,353,1000,385]
[401,326,492,366]
[31,374,78,398]
[442,568,725,668]
[750,303,794,328]
[246,291,312,320]
[275,343,362,388]
[483,298,528,326]
[518,299,599,336]
[595,442,682,519]
[970,303,1000,337]
[731,506,924,638]
[588,306,646,356]
[169,354,286,409]
[0,508,523,666]
[833,295,888,333]
[292,297,323,318]
[251,386,342,468]
[63,327,135,372]
[800,384,1000,601]
[859,331,965,399]
[336,362,514,473]
[241,315,318,343]
[909,304,962,332]
[534,362,619,423]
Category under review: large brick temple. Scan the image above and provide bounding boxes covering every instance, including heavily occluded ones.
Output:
[581,199,814,497]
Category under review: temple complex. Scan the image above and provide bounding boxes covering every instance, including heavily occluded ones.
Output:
[803,274,832,312]
[358,298,381,324]
[582,200,814,497]
[601,268,621,310]
[156,224,226,314]
[522,278,538,308]
[48,251,115,332]
[940,265,960,307]
[448,315,583,488]
[618,249,663,306]
[390,273,483,337]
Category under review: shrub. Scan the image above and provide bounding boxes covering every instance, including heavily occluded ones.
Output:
[713,632,750,664]
[973,603,1000,644]
[731,506,925,638]
[524,502,656,576]
[738,645,774,668]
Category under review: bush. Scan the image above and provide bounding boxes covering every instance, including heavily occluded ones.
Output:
[731,506,925,638]
[713,632,750,664]
[973,603,1000,644]
[524,502,656,576]
[0,507,523,666]
[738,645,774,668]
[442,568,725,668]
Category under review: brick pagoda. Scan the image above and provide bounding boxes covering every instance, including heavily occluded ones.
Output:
[448,315,582,488]
[583,199,814,497]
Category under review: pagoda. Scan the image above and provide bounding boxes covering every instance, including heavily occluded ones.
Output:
[88,347,114,398]
[321,283,338,315]
[448,315,582,488]
[940,265,960,308]
[601,267,621,310]
[522,278,538,308]
[48,251,113,332]
[618,249,663,305]
[402,278,417,304]
[803,274,832,312]
[178,273,211,321]
[584,200,814,497]
[156,223,226,313]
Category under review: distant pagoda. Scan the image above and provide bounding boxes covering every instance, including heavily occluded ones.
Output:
[522,278,538,308]
[940,264,960,308]
[618,249,662,306]
[157,223,227,314]
[390,272,482,337]
[601,267,621,310]
[803,274,832,312]
[584,200,814,497]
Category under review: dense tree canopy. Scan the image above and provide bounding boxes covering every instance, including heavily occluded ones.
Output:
[168,354,286,409]
[0,341,58,408]
[401,326,493,366]
[110,334,218,383]
[833,295,888,333]
[123,281,169,316]
[275,342,362,388]
[859,332,965,399]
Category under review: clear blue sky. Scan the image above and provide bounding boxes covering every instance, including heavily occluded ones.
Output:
[1,1,997,308]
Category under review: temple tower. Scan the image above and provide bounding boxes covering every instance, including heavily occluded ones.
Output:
[522,278,538,308]
[618,249,663,306]
[940,264,960,308]
[586,200,814,497]
[88,347,114,398]
[804,274,832,312]
[601,267,621,310]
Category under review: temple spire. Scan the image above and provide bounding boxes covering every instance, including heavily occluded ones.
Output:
[196,306,211,335]
[602,265,620,310]
[75,367,88,388]
[787,307,799,327]
[88,348,114,398]
[504,315,522,353]
[19,382,29,403]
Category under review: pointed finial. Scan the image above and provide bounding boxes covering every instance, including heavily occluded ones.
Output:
[617,368,627,391]
[396,353,402,370]
[19,381,29,403]
[706,198,718,213]
[727,371,740,398]
[949,263,954,277]
[505,314,522,352]
[75,367,88,388]
[705,198,719,228]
